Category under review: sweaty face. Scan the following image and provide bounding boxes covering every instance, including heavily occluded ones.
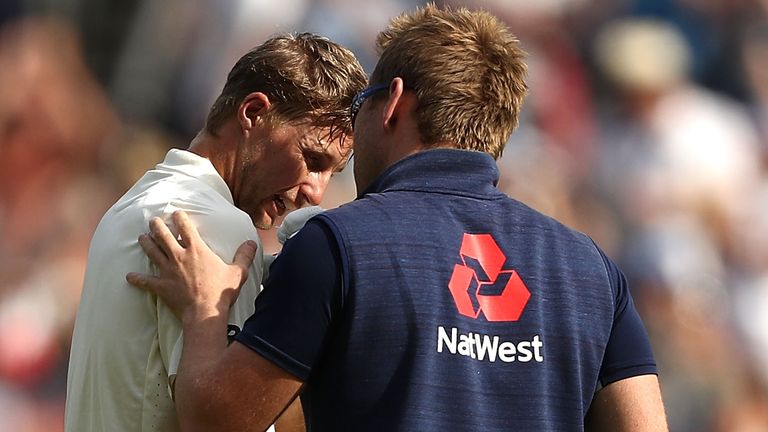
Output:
[236,123,351,229]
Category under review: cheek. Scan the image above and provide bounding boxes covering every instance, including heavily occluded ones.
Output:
[239,166,272,206]
[277,155,307,179]
[259,158,306,194]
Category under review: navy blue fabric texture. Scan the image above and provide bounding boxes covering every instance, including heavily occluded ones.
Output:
[236,221,342,380]
[236,149,657,431]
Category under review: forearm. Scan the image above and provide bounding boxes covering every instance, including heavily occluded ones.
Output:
[274,398,306,432]
[174,309,237,432]
[174,309,295,432]
[585,374,668,432]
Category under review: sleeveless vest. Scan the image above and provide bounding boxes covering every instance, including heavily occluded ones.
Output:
[308,149,615,431]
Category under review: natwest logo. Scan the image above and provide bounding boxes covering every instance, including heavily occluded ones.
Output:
[448,233,531,322]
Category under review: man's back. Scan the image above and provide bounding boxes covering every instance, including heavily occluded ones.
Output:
[299,150,657,430]
[65,150,262,431]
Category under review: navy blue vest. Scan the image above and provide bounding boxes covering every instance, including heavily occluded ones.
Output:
[310,149,616,430]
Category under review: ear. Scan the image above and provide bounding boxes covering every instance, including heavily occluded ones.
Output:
[381,78,406,130]
[237,92,271,131]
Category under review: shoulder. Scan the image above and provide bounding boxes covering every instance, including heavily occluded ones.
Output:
[110,170,261,261]
[140,172,258,241]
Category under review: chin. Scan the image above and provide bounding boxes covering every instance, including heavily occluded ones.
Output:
[253,221,273,230]
[253,218,275,230]
[248,210,274,230]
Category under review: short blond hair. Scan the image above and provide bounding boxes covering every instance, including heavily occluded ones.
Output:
[206,33,367,142]
[371,4,528,159]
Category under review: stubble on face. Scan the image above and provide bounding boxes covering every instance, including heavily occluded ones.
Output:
[235,123,353,230]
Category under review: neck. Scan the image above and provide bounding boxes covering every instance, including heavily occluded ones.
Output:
[187,124,240,194]
[357,136,431,195]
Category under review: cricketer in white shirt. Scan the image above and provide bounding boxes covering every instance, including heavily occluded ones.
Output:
[66,149,276,431]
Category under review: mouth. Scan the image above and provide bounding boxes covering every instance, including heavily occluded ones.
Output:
[272,195,287,216]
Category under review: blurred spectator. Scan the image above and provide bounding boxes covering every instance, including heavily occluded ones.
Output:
[740,22,768,160]
[592,16,767,431]
[593,18,761,228]
[0,17,121,432]
[0,0,21,27]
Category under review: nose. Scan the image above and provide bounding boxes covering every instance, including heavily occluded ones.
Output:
[299,171,333,206]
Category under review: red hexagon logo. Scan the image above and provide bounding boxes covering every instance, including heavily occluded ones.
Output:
[448,233,531,321]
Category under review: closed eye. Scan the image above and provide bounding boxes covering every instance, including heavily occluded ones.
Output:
[303,150,328,172]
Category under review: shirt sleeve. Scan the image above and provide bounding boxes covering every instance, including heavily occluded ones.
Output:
[596,248,658,387]
[154,211,184,385]
[234,219,343,380]
[157,205,263,388]
[157,301,183,379]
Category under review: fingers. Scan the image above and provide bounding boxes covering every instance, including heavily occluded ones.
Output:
[233,240,258,284]
[138,233,170,269]
[126,272,165,293]
[149,216,182,257]
[173,210,203,250]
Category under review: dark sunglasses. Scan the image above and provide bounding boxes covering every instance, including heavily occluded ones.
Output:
[350,83,389,129]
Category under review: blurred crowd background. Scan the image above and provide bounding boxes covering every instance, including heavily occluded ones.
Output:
[1,0,767,430]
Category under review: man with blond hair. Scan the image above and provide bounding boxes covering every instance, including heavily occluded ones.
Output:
[127,5,668,431]
[65,33,366,432]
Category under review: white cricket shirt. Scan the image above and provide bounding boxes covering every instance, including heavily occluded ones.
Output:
[65,149,264,431]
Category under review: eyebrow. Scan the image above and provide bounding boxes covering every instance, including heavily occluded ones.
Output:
[302,130,353,172]
[333,151,352,173]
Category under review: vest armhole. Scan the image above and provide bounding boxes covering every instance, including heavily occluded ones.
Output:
[313,214,351,310]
